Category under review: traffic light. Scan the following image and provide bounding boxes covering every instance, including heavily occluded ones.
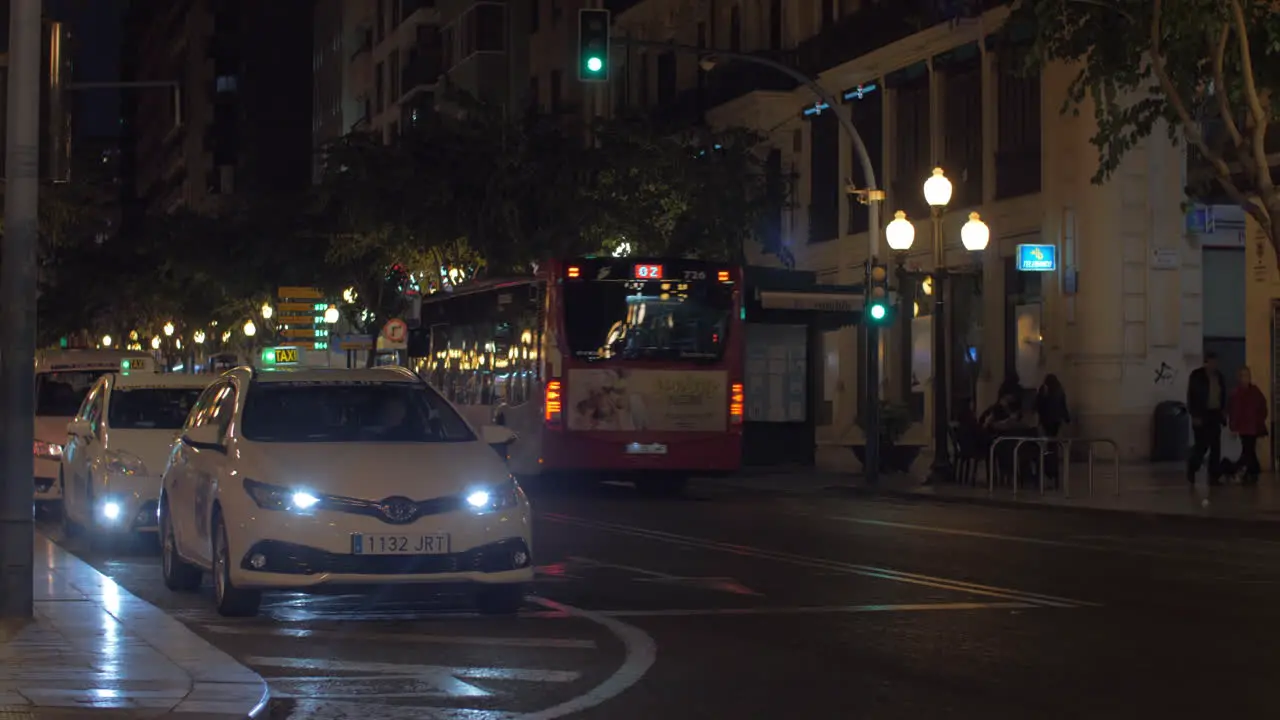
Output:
[866,260,892,325]
[577,9,611,82]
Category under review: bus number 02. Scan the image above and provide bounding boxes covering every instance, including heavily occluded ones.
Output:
[683,271,706,280]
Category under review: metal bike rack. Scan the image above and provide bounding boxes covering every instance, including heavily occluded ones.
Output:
[1012,437,1073,497]
[988,435,1120,498]
[1083,438,1121,496]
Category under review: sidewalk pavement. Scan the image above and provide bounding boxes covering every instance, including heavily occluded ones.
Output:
[0,531,268,719]
[700,462,1280,526]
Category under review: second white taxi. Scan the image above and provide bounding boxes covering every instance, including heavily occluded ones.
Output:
[159,366,532,617]
[60,371,210,539]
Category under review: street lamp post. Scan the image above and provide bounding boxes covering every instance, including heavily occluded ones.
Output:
[922,168,954,484]
[886,172,990,485]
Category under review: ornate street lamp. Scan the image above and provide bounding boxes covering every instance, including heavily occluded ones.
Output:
[163,321,175,337]
[243,320,257,337]
[260,303,273,320]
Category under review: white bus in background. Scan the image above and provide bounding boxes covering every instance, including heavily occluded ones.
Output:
[34,349,156,506]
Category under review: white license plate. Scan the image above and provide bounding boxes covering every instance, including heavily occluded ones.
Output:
[625,443,668,455]
[351,533,450,555]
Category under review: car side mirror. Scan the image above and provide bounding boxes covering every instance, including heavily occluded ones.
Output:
[481,425,518,447]
[181,424,226,454]
[66,419,93,437]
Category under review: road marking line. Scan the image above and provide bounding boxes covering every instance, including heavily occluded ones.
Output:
[250,656,581,685]
[517,597,657,720]
[591,601,1036,618]
[201,624,598,649]
[541,512,1098,608]
[569,556,763,596]
[286,699,520,719]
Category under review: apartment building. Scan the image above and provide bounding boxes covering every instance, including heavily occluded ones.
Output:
[124,0,312,214]
[608,0,1201,461]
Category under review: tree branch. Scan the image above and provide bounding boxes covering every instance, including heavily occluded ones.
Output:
[1227,0,1274,196]
[1065,0,1136,24]
[1210,24,1246,152]
[1147,0,1246,202]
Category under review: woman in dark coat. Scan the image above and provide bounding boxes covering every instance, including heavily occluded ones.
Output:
[1034,374,1071,485]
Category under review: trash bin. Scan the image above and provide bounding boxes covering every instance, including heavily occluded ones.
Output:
[1152,400,1189,461]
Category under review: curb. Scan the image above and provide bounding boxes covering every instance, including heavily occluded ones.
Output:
[36,532,270,719]
[823,484,1280,532]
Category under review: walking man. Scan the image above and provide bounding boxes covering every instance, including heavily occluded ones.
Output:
[1187,352,1229,486]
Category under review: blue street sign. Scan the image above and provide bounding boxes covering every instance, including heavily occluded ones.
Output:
[1016,244,1057,272]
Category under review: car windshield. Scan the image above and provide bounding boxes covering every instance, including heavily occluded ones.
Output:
[241,382,476,443]
[108,388,203,430]
[36,371,112,417]
[564,279,733,362]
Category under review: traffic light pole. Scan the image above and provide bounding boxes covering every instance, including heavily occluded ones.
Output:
[612,38,886,484]
[0,0,43,620]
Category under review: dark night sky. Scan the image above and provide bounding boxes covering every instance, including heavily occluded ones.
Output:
[47,0,124,139]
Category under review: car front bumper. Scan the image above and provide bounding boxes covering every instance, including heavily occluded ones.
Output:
[225,504,534,590]
[89,476,161,534]
[34,457,60,501]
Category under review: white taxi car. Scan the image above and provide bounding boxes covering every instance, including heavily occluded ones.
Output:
[159,366,532,617]
[60,371,210,539]
[34,350,156,505]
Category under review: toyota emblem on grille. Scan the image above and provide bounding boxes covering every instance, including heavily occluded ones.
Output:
[379,497,419,524]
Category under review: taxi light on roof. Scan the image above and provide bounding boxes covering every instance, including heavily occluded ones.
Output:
[567,266,581,279]
[545,379,563,427]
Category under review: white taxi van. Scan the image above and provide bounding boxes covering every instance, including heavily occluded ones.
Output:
[34,349,156,505]
[60,371,212,538]
[159,366,531,617]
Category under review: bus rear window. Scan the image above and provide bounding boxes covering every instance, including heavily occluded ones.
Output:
[563,279,732,361]
[36,371,113,417]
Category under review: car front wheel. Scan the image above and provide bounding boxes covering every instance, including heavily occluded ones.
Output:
[161,502,202,592]
[213,513,260,618]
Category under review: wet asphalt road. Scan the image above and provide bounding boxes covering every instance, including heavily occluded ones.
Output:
[42,479,1280,720]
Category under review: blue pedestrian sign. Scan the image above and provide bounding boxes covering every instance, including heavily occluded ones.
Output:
[1016,244,1057,272]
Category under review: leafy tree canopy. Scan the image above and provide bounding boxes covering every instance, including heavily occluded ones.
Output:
[1011,0,1280,251]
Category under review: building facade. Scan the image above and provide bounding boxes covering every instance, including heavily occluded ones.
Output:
[125,0,312,214]
[609,0,1202,461]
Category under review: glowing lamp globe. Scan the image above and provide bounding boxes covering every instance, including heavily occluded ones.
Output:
[101,334,113,348]
[323,306,340,324]
[885,210,916,251]
[150,336,161,350]
[922,167,953,208]
[163,321,175,337]
[243,320,257,337]
[961,212,990,252]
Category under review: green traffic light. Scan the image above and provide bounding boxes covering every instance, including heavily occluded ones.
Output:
[868,303,888,322]
[586,56,604,73]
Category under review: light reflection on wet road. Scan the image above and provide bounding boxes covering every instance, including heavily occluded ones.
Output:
[45,478,1280,719]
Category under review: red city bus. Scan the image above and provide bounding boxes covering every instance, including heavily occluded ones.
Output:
[418,257,744,493]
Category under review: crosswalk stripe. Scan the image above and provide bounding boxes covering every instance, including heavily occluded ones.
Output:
[202,623,598,649]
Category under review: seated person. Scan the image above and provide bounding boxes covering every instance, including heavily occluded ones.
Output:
[980,391,1023,432]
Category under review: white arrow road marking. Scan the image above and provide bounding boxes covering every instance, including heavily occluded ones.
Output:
[568,556,762,596]
[202,624,597,649]
[250,656,581,700]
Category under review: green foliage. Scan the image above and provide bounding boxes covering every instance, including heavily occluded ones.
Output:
[38,95,787,345]
[1010,0,1280,246]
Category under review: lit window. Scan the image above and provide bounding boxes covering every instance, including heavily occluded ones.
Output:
[216,75,237,93]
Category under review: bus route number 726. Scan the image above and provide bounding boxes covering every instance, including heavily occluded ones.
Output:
[683,270,707,280]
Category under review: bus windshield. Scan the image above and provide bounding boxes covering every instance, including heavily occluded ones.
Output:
[563,279,733,362]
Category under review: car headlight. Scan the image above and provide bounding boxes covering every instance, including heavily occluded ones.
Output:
[99,498,123,522]
[33,440,63,460]
[106,450,148,477]
[465,477,522,513]
[244,478,322,512]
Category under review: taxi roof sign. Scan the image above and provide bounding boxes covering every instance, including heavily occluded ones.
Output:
[120,358,152,373]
